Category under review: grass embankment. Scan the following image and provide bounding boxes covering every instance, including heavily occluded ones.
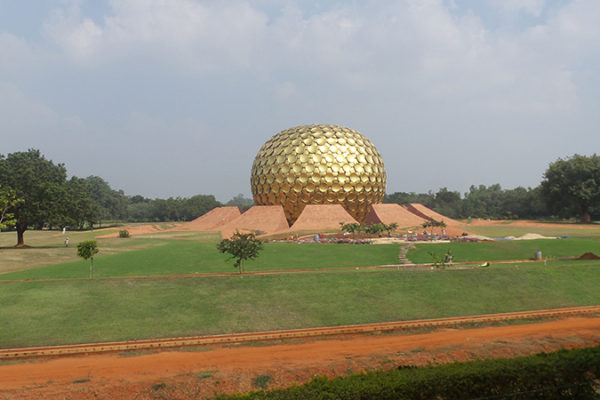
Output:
[407,238,600,264]
[0,241,400,280]
[1,261,599,348]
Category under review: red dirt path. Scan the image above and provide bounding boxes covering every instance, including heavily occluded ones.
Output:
[2,317,599,399]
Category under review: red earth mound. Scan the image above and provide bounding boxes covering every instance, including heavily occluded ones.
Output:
[363,204,427,228]
[407,203,461,226]
[289,204,357,232]
[175,206,241,231]
[219,205,289,238]
[578,252,600,260]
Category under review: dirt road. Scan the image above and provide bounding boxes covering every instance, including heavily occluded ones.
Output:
[1,316,599,399]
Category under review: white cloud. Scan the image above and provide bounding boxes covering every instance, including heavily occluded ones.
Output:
[44,0,269,71]
[3,0,600,197]
[489,0,546,16]
[0,33,36,73]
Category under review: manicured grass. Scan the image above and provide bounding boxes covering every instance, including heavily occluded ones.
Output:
[1,261,599,348]
[0,230,189,274]
[461,223,600,239]
[407,238,600,264]
[0,241,400,280]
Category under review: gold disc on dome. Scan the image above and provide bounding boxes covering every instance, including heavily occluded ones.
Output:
[250,124,386,224]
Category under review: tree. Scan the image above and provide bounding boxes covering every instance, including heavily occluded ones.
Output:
[422,220,433,235]
[385,222,398,236]
[364,223,386,235]
[0,149,68,246]
[226,193,254,211]
[53,177,97,230]
[217,232,263,274]
[85,176,127,226]
[340,222,361,238]
[77,240,99,279]
[0,185,23,231]
[541,154,600,223]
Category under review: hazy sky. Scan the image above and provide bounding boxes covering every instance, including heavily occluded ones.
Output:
[2,0,599,202]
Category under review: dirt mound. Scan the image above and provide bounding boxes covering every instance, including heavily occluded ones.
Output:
[363,204,427,228]
[175,207,241,231]
[407,203,461,226]
[578,252,600,260]
[515,233,556,240]
[289,204,357,232]
[219,205,289,238]
[96,223,179,238]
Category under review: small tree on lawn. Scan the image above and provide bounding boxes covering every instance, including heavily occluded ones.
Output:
[217,232,263,274]
[77,240,99,279]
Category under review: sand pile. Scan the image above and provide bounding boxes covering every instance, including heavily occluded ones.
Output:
[515,233,556,240]
[289,204,357,232]
[219,205,289,238]
[363,204,427,228]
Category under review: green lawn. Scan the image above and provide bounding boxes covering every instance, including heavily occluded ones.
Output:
[407,238,600,264]
[460,223,600,240]
[2,227,600,350]
[1,261,599,348]
[0,241,400,280]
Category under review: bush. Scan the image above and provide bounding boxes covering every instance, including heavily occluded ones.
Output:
[119,229,130,238]
[216,346,600,399]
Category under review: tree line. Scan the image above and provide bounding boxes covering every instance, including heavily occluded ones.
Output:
[385,154,600,223]
[385,185,549,220]
[2,149,599,246]
[0,149,234,246]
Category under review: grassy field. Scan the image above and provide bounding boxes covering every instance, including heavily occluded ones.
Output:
[0,238,400,280]
[460,223,600,240]
[0,229,203,274]
[1,261,599,348]
[1,223,600,349]
[407,238,600,264]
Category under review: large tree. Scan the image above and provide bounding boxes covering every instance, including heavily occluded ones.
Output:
[541,154,600,223]
[53,177,98,229]
[0,185,23,230]
[85,176,127,226]
[0,150,69,246]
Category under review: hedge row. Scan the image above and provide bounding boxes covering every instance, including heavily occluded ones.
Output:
[216,346,600,400]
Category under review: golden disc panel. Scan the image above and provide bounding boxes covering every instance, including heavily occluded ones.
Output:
[251,124,386,224]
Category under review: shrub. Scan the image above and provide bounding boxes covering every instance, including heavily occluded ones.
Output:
[119,229,130,238]
[215,346,600,399]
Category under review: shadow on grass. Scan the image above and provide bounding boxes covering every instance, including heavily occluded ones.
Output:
[0,245,66,250]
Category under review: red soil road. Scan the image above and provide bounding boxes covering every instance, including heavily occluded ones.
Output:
[1,317,599,399]
[218,205,290,238]
[363,203,427,228]
[289,204,357,232]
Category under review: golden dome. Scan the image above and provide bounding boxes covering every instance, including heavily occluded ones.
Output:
[251,124,386,224]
